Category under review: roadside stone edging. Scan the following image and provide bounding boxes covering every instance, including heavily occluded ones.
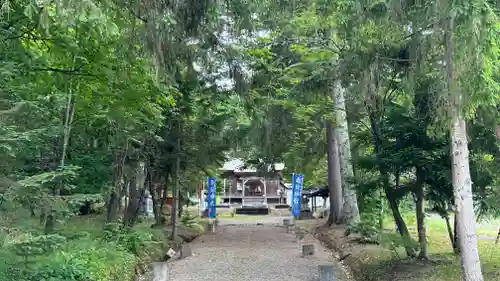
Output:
[295,225,363,281]
[133,223,207,281]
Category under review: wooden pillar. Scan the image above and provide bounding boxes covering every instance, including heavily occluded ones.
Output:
[223,179,226,198]
[228,178,231,205]
[263,178,267,205]
[242,179,246,206]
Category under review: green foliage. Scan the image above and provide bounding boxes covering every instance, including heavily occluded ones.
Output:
[345,220,380,244]
[65,241,137,281]
[102,222,122,240]
[180,212,197,227]
[0,215,168,281]
[378,231,419,259]
[24,262,93,281]
[117,231,159,256]
[0,0,498,279]
[11,234,67,261]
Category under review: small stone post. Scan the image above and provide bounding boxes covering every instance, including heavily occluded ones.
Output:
[318,265,337,281]
[295,231,305,241]
[152,262,169,281]
[180,244,192,259]
[301,244,314,257]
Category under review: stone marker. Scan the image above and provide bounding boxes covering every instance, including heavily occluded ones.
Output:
[283,218,290,226]
[166,248,176,258]
[152,262,169,281]
[301,244,314,257]
[295,231,305,241]
[204,222,211,232]
[321,209,329,218]
[318,265,336,281]
[180,243,192,259]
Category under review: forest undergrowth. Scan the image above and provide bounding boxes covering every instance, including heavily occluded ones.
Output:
[0,208,204,281]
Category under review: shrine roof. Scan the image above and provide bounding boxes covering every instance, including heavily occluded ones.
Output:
[218,158,285,173]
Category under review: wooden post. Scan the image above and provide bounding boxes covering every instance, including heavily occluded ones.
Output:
[223,178,226,198]
[199,182,204,217]
[242,179,247,206]
[263,178,267,205]
[496,227,500,244]
[228,178,231,206]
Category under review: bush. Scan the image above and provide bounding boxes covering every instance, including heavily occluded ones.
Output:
[1,235,138,281]
[117,231,159,256]
[102,222,122,241]
[25,262,94,281]
[345,220,380,244]
[10,234,67,262]
[68,240,137,281]
[101,222,162,256]
[0,214,175,281]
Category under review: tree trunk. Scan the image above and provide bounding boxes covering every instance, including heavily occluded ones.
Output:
[124,162,147,228]
[171,123,181,239]
[334,81,360,225]
[148,174,162,226]
[326,120,343,225]
[446,15,484,281]
[158,174,170,225]
[178,193,184,219]
[386,189,416,257]
[451,119,483,280]
[122,181,130,212]
[443,214,457,252]
[107,190,119,222]
[453,214,460,254]
[45,81,76,233]
[107,149,127,222]
[415,172,428,259]
[378,190,384,230]
[28,202,36,217]
[44,211,55,234]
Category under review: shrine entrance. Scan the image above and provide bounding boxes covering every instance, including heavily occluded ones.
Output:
[218,158,289,214]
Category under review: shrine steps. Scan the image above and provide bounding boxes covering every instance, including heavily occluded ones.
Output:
[235,206,270,215]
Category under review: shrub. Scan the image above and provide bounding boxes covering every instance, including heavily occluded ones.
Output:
[10,234,67,263]
[68,241,137,281]
[345,220,380,244]
[26,262,94,281]
[117,231,158,256]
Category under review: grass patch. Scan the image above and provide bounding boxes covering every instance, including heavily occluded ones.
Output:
[307,214,500,281]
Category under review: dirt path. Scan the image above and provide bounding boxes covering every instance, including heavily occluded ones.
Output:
[168,219,348,281]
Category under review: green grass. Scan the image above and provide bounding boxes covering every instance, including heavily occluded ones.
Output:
[303,212,500,281]
[423,217,500,281]
[373,213,500,281]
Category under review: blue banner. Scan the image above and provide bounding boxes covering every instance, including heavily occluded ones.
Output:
[291,174,304,217]
[207,177,217,219]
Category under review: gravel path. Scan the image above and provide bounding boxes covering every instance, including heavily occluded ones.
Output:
[168,218,348,281]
